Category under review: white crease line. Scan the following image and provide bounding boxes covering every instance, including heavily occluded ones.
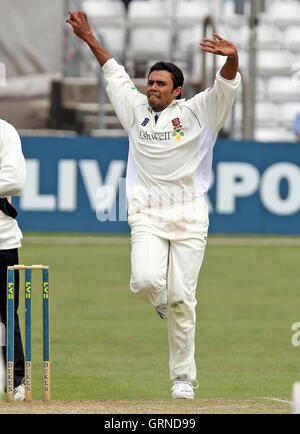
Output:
[260,397,292,405]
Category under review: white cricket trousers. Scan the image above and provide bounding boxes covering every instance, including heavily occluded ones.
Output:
[128,197,209,383]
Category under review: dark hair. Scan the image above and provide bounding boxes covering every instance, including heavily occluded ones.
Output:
[148,62,184,99]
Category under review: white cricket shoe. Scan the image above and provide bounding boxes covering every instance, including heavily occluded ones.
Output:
[171,379,198,400]
[154,304,168,319]
[13,379,25,401]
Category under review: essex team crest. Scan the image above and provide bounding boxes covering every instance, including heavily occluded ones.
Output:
[171,118,184,141]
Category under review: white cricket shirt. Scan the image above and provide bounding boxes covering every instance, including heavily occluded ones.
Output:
[102,58,240,216]
[0,120,26,249]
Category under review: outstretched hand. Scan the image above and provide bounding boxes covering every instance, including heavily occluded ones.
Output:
[66,10,112,66]
[66,10,93,42]
[200,33,237,57]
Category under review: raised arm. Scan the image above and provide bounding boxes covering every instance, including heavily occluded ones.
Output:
[200,33,238,80]
[66,10,112,67]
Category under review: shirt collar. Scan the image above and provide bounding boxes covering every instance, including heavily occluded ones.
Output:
[147,98,186,113]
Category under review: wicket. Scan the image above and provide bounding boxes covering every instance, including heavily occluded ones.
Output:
[6,265,50,402]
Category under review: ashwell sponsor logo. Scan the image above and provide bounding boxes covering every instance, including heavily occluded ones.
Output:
[139,131,171,141]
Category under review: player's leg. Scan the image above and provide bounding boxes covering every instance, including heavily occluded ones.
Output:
[130,230,169,308]
[0,316,5,395]
[0,249,25,389]
[167,234,207,388]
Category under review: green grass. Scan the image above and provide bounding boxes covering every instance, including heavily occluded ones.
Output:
[16,235,300,401]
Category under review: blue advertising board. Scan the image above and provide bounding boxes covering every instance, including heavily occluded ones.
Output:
[14,136,300,234]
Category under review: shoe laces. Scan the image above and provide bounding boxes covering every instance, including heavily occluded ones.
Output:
[172,378,199,390]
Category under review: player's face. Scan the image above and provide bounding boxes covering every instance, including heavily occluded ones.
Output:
[147,70,182,112]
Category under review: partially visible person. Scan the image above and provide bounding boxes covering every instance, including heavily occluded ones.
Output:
[293,112,300,140]
[0,119,26,401]
[0,319,5,394]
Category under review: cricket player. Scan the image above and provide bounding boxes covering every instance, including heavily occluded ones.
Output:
[67,11,240,399]
[0,119,26,400]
